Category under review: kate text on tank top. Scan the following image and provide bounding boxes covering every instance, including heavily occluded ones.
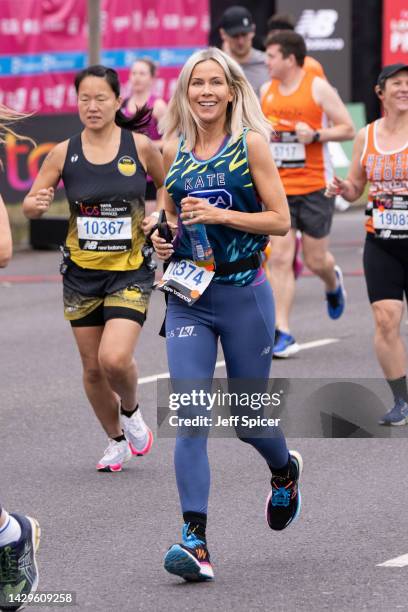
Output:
[165,129,268,287]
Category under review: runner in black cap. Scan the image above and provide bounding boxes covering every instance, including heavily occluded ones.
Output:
[219,5,269,98]
[326,63,408,425]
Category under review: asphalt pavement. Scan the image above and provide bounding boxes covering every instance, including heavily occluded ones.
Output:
[1,208,408,612]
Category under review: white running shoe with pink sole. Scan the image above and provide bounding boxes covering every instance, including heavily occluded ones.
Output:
[96,439,132,472]
[121,409,153,456]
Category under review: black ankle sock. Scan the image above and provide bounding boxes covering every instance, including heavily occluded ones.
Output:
[183,511,207,542]
[120,403,139,418]
[387,376,408,403]
[269,454,291,477]
[113,433,126,443]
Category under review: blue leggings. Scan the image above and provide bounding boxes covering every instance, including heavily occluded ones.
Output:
[166,278,289,515]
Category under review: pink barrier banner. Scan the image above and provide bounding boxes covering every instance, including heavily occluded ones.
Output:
[0,0,209,113]
[383,0,408,65]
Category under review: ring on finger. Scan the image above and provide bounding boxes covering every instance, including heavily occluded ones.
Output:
[190,211,194,219]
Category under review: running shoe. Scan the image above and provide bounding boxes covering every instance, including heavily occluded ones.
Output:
[164,524,214,582]
[293,231,304,279]
[326,265,346,320]
[265,450,303,531]
[121,409,153,456]
[96,438,131,472]
[0,514,40,611]
[378,398,408,426]
[273,329,299,358]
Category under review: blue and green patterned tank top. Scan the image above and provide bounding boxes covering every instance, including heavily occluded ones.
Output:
[164,129,268,286]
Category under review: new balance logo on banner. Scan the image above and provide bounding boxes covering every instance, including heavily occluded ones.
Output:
[296,9,344,51]
[296,9,337,38]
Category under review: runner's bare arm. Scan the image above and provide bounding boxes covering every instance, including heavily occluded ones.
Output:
[151,139,179,260]
[230,131,289,235]
[0,194,12,267]
[259,81,271,104]
[312,77,355,142]
[152,98,167,122]
[160,139,179,223]
[150,99,168,150]
[133,133,164,190]
[133,133,166,233]
[23,141,68,219]
[326,127,367,201]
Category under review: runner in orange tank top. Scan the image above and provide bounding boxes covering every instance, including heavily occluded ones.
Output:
[326,63,408,425]
[263,15,327,282]
[260,31,354,357]
[264,14,353,212]
[262,69,328,195]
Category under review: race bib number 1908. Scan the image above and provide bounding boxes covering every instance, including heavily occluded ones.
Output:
[372,195,408,239]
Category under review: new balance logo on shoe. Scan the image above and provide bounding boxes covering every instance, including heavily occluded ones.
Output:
[196,548,207,560]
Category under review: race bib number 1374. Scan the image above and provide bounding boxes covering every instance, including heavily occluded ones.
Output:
[157,259,214,305]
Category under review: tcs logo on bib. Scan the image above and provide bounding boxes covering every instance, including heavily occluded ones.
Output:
[190,189,232,209]
[118,156,136,177]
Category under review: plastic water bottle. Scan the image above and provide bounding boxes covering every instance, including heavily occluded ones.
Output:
[185,223,215,270]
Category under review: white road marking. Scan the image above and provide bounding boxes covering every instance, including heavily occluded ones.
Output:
[377,554,408,568]
[138,360,226,385]
[297,338,340,351]
[138,338,340,385]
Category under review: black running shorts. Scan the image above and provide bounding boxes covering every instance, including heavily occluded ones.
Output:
[62,261,154,327]
[363,234,408,303]
[287,189,335,239]
[64,285,151,327]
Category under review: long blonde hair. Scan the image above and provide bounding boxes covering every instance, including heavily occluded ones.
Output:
[0,105,34,145]
[160,47,271,150]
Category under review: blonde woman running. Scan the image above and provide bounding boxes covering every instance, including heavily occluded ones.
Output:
[152,48,303,582]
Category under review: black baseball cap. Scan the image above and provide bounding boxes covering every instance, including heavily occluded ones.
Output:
[220,6,254,36]
[377,63,408,87]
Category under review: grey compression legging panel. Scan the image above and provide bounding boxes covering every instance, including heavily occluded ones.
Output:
[166,279,289,514]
